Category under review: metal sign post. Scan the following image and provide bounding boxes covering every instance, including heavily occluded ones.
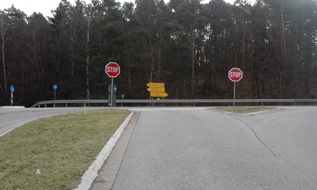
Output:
[121,94,124,107]
[53,85,58,100]
[233,82,236,106]
[53,85,58,107]
[10,85,15,106]
[10,93,13,106]
[107,83,117,108]
[110,77,114,108]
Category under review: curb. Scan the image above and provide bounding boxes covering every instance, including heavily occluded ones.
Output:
[75,111,134,190]
[0,106,25,108]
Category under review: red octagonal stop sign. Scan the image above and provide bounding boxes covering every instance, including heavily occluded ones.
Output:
[228,67,243,82]
[105,62,120,78]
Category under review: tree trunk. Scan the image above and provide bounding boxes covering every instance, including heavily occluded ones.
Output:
[279,0,287,97]
[158,26,163,82]
[190,30,195,97]
[241,24,246,70]
[0,14,7,93]
[86,12,91,100]
[70,33,74,96]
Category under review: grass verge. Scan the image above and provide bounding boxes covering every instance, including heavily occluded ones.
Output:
[0,109,130,190]
[215,106,273,114]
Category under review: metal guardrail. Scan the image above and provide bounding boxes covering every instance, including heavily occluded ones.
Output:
[31,99,317,108]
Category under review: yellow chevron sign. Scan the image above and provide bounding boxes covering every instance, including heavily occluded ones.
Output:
[146,82,165,87]
[147,87,166,92]
[150,92,168,98]
[146,82,168,98]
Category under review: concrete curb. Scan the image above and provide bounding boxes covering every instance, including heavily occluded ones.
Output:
[75,111,134,190]
[0,106,25,108]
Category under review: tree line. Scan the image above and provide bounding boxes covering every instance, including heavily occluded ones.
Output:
[1,0,317,106]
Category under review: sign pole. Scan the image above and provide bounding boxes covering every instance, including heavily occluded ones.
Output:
[10,92,13,106]
[54,89,56,107]
[110,77,114,108]
[233,82,236,107]
[9,85,15,106]
[52,85,58,107]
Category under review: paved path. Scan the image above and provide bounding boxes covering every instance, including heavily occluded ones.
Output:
[93,107,317,190]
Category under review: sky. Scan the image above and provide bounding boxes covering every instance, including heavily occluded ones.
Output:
[0,0,246,17]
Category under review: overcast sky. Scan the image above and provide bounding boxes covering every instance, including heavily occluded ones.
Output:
[0,0,249,17]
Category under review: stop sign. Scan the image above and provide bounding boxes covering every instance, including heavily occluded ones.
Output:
[228,68,243,82]
[105,62,120,78]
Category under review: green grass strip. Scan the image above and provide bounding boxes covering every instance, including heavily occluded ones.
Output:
[0,109,130,190]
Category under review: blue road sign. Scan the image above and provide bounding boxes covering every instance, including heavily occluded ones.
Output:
[10,85,15,93]
[53,85,58,90]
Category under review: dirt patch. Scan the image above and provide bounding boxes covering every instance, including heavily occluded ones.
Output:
[215,106,273,114]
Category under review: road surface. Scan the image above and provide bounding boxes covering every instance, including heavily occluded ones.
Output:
[111,107,317,190]
[2,106,317,189]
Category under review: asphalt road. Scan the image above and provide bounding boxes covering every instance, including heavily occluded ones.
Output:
[113,107,317,190]
[0,107,104,137]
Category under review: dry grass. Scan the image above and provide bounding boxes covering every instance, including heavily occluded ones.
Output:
[215,106,273,114]
[0,109,130,190]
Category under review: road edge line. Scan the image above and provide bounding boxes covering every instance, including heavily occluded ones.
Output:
[75,111,134,190]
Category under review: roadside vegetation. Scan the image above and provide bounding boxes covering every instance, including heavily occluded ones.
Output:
[0,109,130,190]
[215,106,273,114]
[1,0,317,106]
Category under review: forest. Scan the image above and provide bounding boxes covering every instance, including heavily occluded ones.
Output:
[1,0,317,106]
